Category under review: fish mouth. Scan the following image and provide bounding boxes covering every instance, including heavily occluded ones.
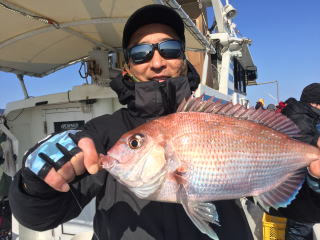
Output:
[101,154,118,170]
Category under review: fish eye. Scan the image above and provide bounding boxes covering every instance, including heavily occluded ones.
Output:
[128,134,144,149]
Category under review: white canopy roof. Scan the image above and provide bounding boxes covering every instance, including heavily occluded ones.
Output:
[0,0,213,77]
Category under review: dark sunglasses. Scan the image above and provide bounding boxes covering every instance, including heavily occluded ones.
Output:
[125,39,185,64]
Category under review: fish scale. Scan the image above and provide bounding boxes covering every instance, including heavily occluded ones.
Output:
[103,97,320,240]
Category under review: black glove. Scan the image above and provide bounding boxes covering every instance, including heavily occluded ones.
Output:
[24,130,81,179]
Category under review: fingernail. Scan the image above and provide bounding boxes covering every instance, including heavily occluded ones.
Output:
[88,165,99,174]
[62,183,70,192]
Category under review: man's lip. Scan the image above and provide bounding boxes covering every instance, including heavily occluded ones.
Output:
[151,76,170,81]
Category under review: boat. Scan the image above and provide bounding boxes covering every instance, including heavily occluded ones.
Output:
[0,0,258,239]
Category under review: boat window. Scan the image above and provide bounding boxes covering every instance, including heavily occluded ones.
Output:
[233,58,246,94]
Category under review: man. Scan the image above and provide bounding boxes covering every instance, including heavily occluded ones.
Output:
[266,103,276,111]
[9,5,320,240]
[0,131,13,240]
[281,83,320,240]
[276,101,287,113]
[282,84,320,148]
[255,98,265,110]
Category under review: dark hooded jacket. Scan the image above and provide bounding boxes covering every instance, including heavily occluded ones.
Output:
[9,66,320,240]
[281,98,320,240]
[274,99,320,224]
[282,98,320,146]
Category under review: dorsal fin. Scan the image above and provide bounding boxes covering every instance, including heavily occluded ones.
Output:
[177,96,300,138]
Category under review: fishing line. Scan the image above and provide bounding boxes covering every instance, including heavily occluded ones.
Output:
[69,187,100,240]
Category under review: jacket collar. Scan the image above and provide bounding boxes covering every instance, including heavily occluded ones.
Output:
[110,75,192,119]
[110,61,200,119]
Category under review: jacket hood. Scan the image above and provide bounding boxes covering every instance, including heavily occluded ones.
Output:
[283,98,320,118]
[110,61,200,118]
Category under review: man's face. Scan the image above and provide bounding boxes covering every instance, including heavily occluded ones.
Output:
[126,23,186,82]
[310,103,320,110]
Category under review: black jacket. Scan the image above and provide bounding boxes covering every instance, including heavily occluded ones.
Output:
[282,98,320,146]
[269,99,320,223]
[9,72,320,240]
[281,98,320,240]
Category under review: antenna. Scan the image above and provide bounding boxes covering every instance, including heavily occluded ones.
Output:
[251,81,280,103]
[267,93,277,102]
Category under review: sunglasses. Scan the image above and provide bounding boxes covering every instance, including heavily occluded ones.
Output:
[125,39,184,64]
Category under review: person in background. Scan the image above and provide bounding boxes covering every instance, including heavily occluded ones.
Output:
[255,98,265,109]
[0,131,12,240]
[8,5,320,240]
[266,103,276,111]
[281,82,320,240]
[276,101,287,113]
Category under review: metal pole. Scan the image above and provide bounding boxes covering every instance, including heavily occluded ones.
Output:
[201,51,209,85]
[276,80,279,103]
[251,80,280,103]
[210,0,227,33]
[17,74,29,99]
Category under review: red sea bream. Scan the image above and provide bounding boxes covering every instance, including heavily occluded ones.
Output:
[102,97,320,240]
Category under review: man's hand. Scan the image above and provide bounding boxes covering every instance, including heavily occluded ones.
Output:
[309,160,320,179]
[308,138,320,178]
[25,131,102,192]
[78,137,101,174]
[43,138,101,192]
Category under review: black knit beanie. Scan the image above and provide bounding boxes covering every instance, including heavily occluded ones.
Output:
[300,83,320,104]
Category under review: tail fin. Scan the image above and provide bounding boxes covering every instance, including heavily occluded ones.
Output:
[254,168,306,211]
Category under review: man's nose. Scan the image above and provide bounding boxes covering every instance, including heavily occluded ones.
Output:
[150,50,166,69]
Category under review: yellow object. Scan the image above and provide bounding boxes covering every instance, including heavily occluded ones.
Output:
[262,213,287,240]
[258,98,265,106]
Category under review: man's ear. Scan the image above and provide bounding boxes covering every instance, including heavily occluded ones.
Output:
[124,63,131,71]
[123,63,140,82]
[182,59,188,77]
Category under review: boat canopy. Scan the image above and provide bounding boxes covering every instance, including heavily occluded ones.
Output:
[0,0,213,77]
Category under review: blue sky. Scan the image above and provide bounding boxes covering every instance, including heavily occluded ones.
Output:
[231,0,320,105]
[1,0,319,109]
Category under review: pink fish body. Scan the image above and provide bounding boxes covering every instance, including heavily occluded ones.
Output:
[102,97,320,239]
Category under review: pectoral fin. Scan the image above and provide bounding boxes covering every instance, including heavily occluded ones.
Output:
[177,185,220,240]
